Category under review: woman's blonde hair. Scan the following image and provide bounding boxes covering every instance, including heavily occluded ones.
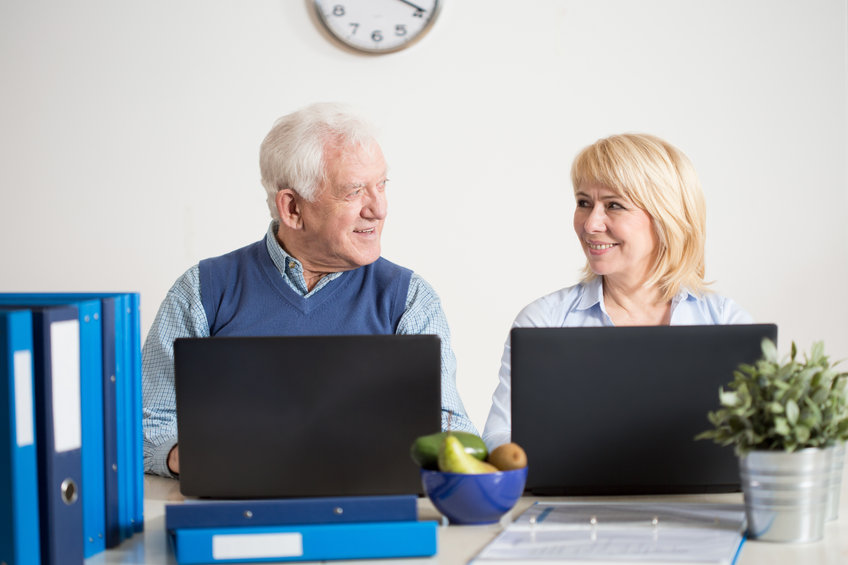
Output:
[570,133,708,300]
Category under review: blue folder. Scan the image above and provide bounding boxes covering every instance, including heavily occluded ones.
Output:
[170,520,438,564]
[0,296,106,557]
[165,494,418,531]
[0,310,42,565]
[29,305,85,565]
[0,292,143,547]
[114,294,135,541]
[90,293,141,541]
[125,293,144,535]
[97,298,121,547]
[105,294,131,543]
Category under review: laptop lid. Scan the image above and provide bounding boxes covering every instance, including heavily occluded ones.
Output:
[511,324,778,495]
[174,334,441,499]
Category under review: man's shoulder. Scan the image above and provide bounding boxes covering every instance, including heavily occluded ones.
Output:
[369,256,414,279]
[201,238,265,264]
[197,239,268,280]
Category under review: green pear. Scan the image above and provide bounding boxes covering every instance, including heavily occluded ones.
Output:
[410,431,488,469]
[438,435,499,474]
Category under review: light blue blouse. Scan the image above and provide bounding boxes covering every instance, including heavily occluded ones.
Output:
[481,277,753,450]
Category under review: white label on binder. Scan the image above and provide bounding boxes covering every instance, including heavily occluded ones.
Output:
[51,319,82,452]
[212,532,304,559]
[14,350,34,447]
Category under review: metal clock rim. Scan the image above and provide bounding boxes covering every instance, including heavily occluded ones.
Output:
[311,0,443,55]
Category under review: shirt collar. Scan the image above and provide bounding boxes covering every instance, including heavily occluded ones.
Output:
[670,286,698,312]
[264,221,342,296]
[576,277,605,311]
[576,277,697,313]
[265,221,291,275]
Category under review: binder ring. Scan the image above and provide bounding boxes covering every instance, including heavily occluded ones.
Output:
[61,478,79,505]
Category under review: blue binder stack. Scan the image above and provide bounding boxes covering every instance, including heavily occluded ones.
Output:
[165,495,438,564]
[0,292,144,563]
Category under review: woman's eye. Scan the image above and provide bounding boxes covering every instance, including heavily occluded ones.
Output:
[576,199,590,207]
[608,202,625,210]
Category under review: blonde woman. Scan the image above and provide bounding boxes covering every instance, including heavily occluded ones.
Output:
[482,133,752,450]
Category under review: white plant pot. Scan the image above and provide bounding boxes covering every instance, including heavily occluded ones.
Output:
[739,448,832,543]
[826,441,845,521]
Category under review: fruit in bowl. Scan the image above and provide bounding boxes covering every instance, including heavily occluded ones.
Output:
[411,433,528,525]
[410,431,489,470]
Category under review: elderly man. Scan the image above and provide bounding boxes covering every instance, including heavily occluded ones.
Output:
[142,102,476,478]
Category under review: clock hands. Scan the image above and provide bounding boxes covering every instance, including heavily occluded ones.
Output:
[315,0,438,53]
[396,0,427,14]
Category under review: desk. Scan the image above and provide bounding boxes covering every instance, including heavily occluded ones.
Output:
[89,473,848,565]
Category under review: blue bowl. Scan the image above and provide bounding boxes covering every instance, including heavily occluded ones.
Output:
[420,467,528,525]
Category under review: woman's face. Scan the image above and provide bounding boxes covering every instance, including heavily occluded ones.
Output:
[573,183,659,285]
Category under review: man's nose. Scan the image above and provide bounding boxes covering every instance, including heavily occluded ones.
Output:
[363,188,387,220]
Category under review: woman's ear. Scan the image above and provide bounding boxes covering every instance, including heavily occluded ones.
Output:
[276,189,302,230]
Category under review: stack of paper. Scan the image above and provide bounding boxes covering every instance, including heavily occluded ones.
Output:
[165,495,438,563]
[0,293,144,564]
[471,502,747,565]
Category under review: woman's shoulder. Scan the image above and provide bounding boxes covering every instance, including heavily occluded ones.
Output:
[678,289,753,325]
[513,282,592,327]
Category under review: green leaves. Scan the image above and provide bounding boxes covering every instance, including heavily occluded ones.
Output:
[762,338,779,364]
[785,399,799,425]
[698,338,848,455]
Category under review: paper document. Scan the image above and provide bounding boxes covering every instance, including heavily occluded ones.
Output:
[470,502,746,565]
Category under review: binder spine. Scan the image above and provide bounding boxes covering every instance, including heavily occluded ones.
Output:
[127,293,144,534]
[78,301,106,557]
[165,494,418,530]
[0,310,42,565]
[32,307,84,565]
[99,298,121,548]
[172,520,438,564]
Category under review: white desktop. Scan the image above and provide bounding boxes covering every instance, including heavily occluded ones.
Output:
[91,470,848,565]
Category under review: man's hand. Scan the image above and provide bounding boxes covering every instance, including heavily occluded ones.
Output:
[167,444,180,475]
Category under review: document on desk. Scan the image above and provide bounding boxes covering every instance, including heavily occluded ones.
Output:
[470,502,746,565]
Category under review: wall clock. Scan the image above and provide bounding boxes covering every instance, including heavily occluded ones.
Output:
[313,0,442,54]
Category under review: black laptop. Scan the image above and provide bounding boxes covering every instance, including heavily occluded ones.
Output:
[511,324,777,495]
[173,334,441,499]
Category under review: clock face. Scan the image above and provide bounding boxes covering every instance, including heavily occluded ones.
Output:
[313,0,442,54]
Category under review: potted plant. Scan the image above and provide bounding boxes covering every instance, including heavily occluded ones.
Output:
[697,338,848,543]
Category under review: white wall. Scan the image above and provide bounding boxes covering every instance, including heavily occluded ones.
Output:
[2,0,846,433]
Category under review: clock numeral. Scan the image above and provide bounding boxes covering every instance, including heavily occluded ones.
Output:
[315,0,439,53]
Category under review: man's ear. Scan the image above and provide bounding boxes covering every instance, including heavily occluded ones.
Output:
[276,189,303,230]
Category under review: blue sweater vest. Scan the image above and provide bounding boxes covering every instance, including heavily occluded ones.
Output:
[198,238,412,337]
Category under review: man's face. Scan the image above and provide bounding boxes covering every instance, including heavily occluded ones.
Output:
[295,141,388,273]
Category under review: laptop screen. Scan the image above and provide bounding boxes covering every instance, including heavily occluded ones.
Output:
[511,324,777,495]
[174,334,442,499]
